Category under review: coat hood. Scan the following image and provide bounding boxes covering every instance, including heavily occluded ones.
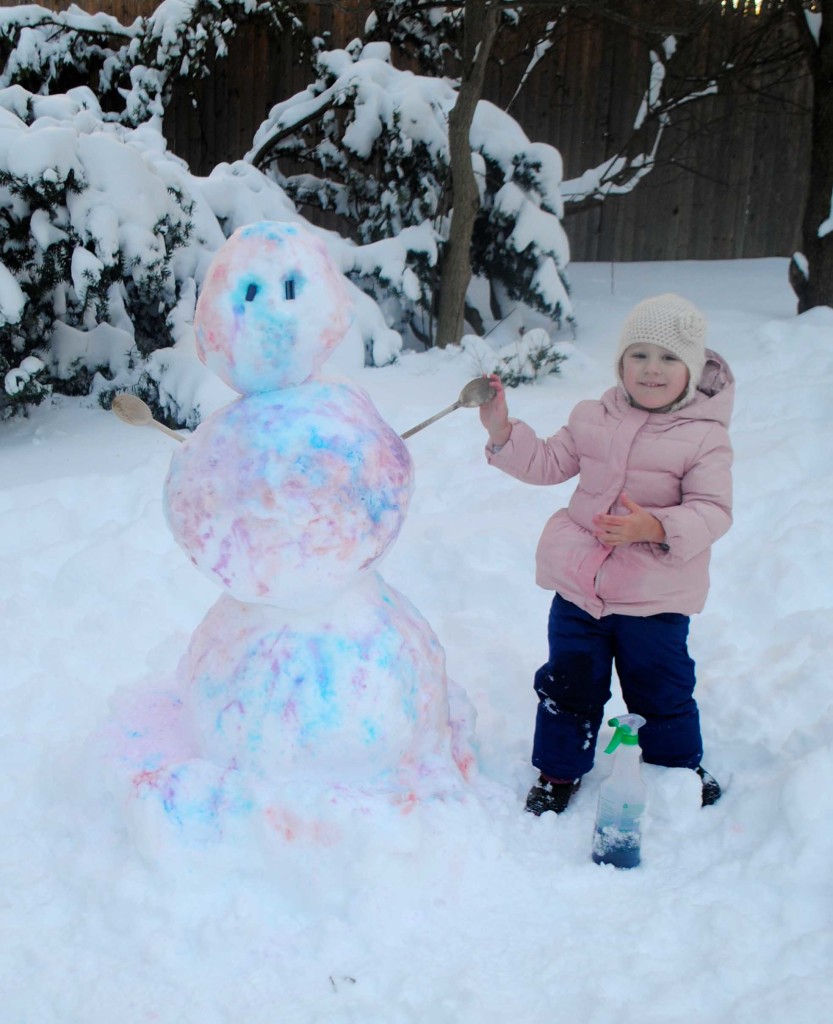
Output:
[612,348,734,428]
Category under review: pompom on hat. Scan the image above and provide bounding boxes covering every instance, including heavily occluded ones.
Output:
[616,293,707,410]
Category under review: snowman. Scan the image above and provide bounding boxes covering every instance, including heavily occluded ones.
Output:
[118,222,473,843]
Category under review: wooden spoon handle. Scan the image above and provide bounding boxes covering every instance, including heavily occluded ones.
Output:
[150,420,186,443]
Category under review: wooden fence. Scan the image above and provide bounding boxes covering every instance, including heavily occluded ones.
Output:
[4,0,812,262]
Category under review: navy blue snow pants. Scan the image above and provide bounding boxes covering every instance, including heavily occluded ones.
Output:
[532,594,703,780]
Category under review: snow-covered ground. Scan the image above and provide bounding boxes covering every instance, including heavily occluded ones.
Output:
[2,257,832,1023]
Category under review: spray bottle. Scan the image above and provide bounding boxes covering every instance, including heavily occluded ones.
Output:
[591,714,647,869]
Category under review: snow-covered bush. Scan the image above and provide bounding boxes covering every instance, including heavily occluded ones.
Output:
[469,104,572,335]
[364,0,463,74]
[364,0,523,76]
[0,4,574,421]
[494,333,569,388]
[250,42,450,347]
[0,87,195,417]
[0,1,303,420]
[250,41,573,351]
[0,1,304,126]
[0,80,408,421]
[463,328,569,388]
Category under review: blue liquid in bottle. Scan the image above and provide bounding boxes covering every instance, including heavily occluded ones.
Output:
[591,715,646,870]
[592,818,642,869]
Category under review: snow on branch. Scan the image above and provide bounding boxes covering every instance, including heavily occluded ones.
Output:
[250,41,573,350]
[0,1,305,126]
[505,16,558,113]
[124,0,304,124]
[561,36,717,211]
[818,187,833,239]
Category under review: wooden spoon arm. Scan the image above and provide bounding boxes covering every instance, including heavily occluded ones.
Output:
[400,400,461,440]
[150,421,186,443]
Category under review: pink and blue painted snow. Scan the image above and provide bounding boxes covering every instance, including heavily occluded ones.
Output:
[194,223,351,394]
[110,221,473,846]
[164,381,412,608]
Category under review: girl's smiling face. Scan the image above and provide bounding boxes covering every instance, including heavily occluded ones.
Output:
[621,343,689,411]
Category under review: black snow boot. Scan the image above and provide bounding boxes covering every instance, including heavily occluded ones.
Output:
[696,766,722,807]
[525,774,581,815]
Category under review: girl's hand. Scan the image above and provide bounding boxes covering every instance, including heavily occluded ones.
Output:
[479,374,512,447]
[592,494,666,546]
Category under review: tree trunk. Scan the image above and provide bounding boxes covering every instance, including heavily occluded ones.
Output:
[435,0,500,348]
[791,0,833,312]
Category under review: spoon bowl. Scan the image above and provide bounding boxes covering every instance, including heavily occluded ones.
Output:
[112,394,186,442]
[457,376,496,408]
[400,376,495,440]
[112,393,153,426]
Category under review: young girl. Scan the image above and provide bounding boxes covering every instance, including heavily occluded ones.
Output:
[480,293,733,814]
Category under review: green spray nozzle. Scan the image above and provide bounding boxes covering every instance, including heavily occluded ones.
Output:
[603,714,647,754]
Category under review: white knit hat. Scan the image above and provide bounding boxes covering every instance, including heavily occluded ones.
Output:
[616,293,707,410]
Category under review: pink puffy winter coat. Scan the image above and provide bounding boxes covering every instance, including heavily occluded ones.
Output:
[486,351,734,619]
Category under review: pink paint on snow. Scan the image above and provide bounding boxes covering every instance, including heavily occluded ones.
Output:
[163,382,413,609]
[194,222,351,394]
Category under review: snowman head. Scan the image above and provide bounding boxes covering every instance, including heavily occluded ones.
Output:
[195,222,352,394]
